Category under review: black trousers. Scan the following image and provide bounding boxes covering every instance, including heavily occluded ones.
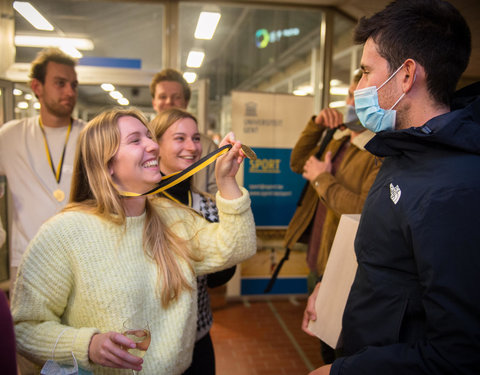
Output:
[182,332,215,375]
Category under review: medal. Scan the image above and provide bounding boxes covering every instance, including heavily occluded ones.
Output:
[39,117,72,204]
[241,144,257,160]
[53,189,65,202]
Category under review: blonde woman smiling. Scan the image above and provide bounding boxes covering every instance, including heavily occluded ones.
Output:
[11,108,256,375]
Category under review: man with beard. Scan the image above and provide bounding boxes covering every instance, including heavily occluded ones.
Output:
[0,48,85,292]
[305,0,479,374]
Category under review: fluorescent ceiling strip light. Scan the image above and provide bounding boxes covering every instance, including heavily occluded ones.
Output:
[117,97,129,106]
[194,12,221,40]
[101,83,115,92]
[330,87,349,96]
[183,72,197,84]
[109,91,123,100]
[186,51,205,68]
[15,35,94,50]
[293,89,308,96]
[13,1,54,31]
[60,46,82,58]
[329,100,346,108]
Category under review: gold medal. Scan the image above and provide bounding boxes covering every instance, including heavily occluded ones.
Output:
[241,144,257,160]
[53,189,65,202]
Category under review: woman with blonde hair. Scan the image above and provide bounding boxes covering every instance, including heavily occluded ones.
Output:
[11,108,256,374]
[151,108,235,375]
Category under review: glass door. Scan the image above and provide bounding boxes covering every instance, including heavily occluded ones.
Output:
[0,79,14,289]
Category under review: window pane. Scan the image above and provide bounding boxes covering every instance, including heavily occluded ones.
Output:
[179,3,324,99]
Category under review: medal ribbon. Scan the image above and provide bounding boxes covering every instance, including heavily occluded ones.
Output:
[39,117,72,184]
[119,144,232,197]
[162,190,192,207]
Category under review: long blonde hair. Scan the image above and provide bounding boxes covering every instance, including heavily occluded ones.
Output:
[67,107,199,307]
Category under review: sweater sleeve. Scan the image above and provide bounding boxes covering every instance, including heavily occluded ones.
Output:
[186,187,256,275]
[11,218,99,370]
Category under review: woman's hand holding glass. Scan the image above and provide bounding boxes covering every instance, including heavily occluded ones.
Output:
[88,331,144,372]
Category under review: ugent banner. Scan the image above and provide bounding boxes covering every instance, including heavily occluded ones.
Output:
[231,91,314,227]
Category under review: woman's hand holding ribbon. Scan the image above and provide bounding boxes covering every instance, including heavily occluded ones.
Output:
[215,132,245,200]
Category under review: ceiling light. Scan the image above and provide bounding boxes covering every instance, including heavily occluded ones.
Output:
[329,100,346,108]
[109,91,123,100]
[183,72,197,84]
[15,35,94,50]
[24,93,33,100]
[117,97,129,106]
[13,88,23,96]
[330,87,349,96]
[101,83,115,92]
[293,89,308,96]
[194,12,221,40]
[330,79,343,87]
[13,1,54,31]
[186,51,205,68]
[60,46,82,58]
[296,85,313,95]
[33,102,41,109]
[17,101,29,109]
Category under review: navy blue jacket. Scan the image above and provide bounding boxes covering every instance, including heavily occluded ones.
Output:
[332,83,480,375]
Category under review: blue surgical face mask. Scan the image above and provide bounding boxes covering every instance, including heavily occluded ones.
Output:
[354,64,406,133]
[41,353,78,375]
[343,105,366,132]
[41,355,92,375]
[345,104,358,123]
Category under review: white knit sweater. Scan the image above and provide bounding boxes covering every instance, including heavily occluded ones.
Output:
[12,188,256,375]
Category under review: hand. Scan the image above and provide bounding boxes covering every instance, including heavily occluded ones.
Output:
[88,332,143,371]
[302,282,321,336]
[309,364,332,375]
[215,132,244,199]
[314,108,344,129]
[302,152,332,182]
[216,132,244,178]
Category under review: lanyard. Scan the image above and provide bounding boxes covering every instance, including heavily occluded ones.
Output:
[39,117,72,184]
[119,144,232,197]
[162,190,192,207]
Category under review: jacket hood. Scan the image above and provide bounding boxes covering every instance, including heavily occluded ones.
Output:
[366,82,480,157]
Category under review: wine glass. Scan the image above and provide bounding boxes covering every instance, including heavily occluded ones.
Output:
[122,316,151,374]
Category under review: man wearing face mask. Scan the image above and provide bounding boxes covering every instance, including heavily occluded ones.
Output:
[304,1,480,374]
[283,70,380,364]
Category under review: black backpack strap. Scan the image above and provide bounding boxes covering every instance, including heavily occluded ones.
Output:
[263,248,291,293]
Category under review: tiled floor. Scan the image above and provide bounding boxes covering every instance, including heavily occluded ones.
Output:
[210,296,325,375]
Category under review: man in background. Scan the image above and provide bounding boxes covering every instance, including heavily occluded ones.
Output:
[150,68,218,194]
[0,48,85,292]
[305,0,480,373]
[286,70,380,364]
[0,47,85,375]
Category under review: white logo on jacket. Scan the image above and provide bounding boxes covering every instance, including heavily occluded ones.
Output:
[390,183,401,204]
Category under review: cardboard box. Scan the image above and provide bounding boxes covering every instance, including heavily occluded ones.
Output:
[307,214,360,348]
